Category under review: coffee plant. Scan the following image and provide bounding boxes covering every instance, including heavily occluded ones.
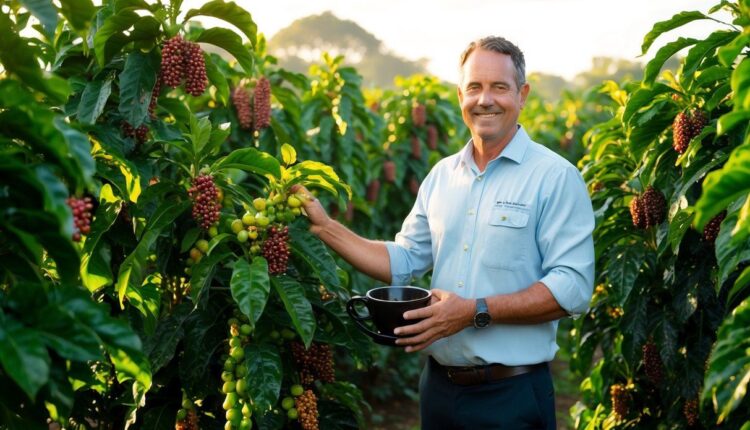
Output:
[570,1,750,428]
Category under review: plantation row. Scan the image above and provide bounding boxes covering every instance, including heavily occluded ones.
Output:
[0,0,748,429]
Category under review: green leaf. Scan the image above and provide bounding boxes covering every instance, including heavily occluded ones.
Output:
[93,10,139,66]
[179,303,225,397]
[243,343,281,413]
[695,144,750,230]
[623,83,674,124]
[80,186,122,292]
[117,199,191,307]
[0,14,71,102]
[668,209,695,253]
[126,275,162,334]
[717,111,750,136]
[289,225,342,294]
[143,303,191,373]
[731,58,750,111]
[608,245,647,305]
[271,276,316,347]
[20,0,58,38]
[715,207,750,287]
[643,37,699,85]
[318,382,367,429]
[202,123,231,159]
[54,117,96,189]
[184,0,257,46]
[718,32,750,67]
[59,0,96,32]
[212,147,281,178]
[641,11,708,55]
[77,76,114,125]
[181,228,201,253]
[695,65,733,88]
[189,251,233,303]
[119,51,157,128]
[195,27,254,75]
[187,114,211,156]
[702,296,750,423]
[35,303,104,362]
[681,30,739,90]
[0,313,50,400]
[230,257,270,327]
[204,52,229,106]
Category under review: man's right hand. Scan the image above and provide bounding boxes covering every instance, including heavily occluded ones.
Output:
[290,185,332,236]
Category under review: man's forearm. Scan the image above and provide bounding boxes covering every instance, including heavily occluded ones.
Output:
[485,282,568,325]
[314,219,392,284]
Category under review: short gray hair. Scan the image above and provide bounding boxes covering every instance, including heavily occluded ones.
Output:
[459,36,526,90]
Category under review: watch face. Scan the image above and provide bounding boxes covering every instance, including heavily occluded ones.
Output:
[474,312,491,328]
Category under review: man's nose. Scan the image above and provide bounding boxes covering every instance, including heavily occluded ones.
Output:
[477,89,493,107]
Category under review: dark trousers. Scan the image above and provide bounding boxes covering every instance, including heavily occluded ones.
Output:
[419,358,557,429]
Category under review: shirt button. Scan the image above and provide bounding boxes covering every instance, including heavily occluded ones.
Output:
[467,209,475,216]
[476,176,483,181]
[457,281,464,288]
[463,244,469,251]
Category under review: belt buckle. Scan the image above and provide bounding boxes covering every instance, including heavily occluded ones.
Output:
[446,368,456,383]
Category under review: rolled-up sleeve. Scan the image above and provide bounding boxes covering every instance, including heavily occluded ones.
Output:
[385,184,434,286]
[536,165,595,316]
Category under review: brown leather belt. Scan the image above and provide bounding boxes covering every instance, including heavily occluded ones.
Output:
[430,357,548,386]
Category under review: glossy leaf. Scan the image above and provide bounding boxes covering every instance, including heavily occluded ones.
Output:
[184,0,257,46]
[643,37,699,85]
[59,0,96,32]
[703,296,750,423]
[119,51,157,128]
[78,76,113,125]
[195,28,254,75]
[281,143,297,166]
[212,147,281,178]
[35,303,103,362]
[230,257,270,327]
[243,343,282,413]
[80,184,122,292]
[117,199,191,307]
[142,303,191,373]
[608,244,647,305]
[93,10,139,66]
[204,53,229,106]
[189,251,233,303]
[695,144,750,230]
[641,11,707,54]
[271,276,316,347]
[289,225,342,294]
[0,313,50,400]
[19,0,58,37]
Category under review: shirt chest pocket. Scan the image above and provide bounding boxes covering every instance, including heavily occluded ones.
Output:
[480,207,530,270]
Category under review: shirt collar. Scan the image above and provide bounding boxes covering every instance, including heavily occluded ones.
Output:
[454,125,531,170]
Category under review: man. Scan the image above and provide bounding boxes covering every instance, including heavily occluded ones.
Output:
[295,36,594,429]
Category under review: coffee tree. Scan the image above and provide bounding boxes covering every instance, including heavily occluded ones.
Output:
[570,1,750,428]
[0,0,373,428]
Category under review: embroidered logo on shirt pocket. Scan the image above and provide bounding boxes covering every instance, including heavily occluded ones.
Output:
[481,207,530,270]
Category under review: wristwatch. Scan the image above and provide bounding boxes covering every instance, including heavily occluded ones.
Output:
[473,298,491,328]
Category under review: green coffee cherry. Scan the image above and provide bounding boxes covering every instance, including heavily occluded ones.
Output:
[196,239,209,253]
[231,219,245,233]
[287,407,299,420]
[182,398,193,410]
[242,212,256,226]
[229,337,242,348]
[226,408,241,424]
[237,230,249,243]
[235,364,248,378]
[230,346,245,360]
[240,324,252,335]
[209,226,219,237]
[176,408,187,420]
[281,328,296,340]
[222,380,236,394]
[253,198,266,211]
[235,378,247,395]
[239,418,252,430]
[242,402,253,418]
[223,392,238,410]
[290,384,304,397]
[281,396,295,410]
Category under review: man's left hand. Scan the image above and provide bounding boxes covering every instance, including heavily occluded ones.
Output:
[393,289,475,353]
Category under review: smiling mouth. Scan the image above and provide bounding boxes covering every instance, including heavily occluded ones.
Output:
[474,112,501,118]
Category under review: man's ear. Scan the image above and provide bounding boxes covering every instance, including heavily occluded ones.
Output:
[519,82,530,108]
[457,85,464,104]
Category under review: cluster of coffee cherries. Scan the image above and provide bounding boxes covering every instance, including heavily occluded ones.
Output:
[159,35,207,96]
[121,121,149,144]
[230,192,303,274]
[280,385,318,430]
[610,382,634,421]
[221,314,254,430]
[642,339,663,385]
[175,393,199,430]
[232,86,253,130]
[253,77,271,130]
[411,103,426,127]
[291,342,335,385]
[189,174,222,230]
[67,196,93,242]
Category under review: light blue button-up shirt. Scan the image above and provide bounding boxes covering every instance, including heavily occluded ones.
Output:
[385,126,595,366]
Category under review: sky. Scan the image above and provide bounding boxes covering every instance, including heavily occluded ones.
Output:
[188,0,733,81]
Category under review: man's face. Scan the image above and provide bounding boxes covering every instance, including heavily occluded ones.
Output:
[457,49,529,146]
